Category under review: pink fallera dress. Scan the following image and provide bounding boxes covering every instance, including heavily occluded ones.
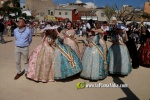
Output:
[63,30,81,59]
[27,36,55,82]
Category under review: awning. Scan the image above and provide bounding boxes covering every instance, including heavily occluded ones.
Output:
[81,16,97,20]
[86,16,92,20]
[44,15,56,21]
[55,17,67,21]
[81,16,86,20]
[92,16,97,20]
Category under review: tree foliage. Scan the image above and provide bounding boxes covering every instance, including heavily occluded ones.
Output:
[0,0,21,19]
[114,4,142,24]
[141,12,150,19]
[103,4,116,22]
[103,4,143,24]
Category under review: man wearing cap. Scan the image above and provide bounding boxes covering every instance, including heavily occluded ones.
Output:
[14,18,32,80]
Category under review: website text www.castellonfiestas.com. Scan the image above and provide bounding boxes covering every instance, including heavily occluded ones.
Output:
[76,82,128,89]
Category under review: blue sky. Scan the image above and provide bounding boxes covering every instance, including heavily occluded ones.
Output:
[20,0,148,9]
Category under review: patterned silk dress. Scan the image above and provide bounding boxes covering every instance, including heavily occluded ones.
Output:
[107,33,132,75]
[80,34,108,80]
[63,30,81,59]
[54,38,82,79]
[27,36,55,82]
[138,29,150,66]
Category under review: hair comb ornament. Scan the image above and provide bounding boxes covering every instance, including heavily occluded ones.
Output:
[44,26,59,30]
[40,26,59,33]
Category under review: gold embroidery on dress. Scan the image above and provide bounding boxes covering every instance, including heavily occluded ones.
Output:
[56,44,76,67]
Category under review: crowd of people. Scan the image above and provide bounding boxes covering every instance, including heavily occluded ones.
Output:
[0,18,150,82]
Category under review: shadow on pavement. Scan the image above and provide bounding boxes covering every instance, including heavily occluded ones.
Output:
[1,40,13,44]
[140,64,150,68]
[55,73,80,82]
[112,76,140,100]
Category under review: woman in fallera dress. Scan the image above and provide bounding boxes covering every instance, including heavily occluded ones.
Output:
[138,26,150,66]
[27,28,57,82]
[61,21,81,59]
[80,26,108,81]
[125,26,139,69]
[107,24,132,75]
[93,22,108,58]
[53,28,82,80]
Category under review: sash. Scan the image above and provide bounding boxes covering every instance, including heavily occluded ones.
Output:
[56,44,76,67]
[90,41,107,71]
[74,39,79,48]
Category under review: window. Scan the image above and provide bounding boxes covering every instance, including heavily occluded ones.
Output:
[59,12,61,15]
[40,12,44,16]
[65,12,68,15]
[48,10,50,15]
[51,12,53,16]
[101,13,104,17]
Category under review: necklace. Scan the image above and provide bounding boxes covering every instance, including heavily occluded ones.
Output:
[18,27,26,33]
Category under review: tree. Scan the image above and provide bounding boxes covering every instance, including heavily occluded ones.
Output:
[26,16,35,20]
[141,12,150,20]
[0,0,21,20]
[114,4,142,24]
[0,5,12,18]
[103,4,116,22]
[11,0,20,7]
[21,13,27,19]
[103,4,143,24]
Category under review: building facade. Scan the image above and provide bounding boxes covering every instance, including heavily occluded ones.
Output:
[96,7,107,21]
[23,0,101,21]
[55,3,98,21]
[25,0,56,16]
[55,8,72,21]
[121,5,133,13]
[144,1,150,14]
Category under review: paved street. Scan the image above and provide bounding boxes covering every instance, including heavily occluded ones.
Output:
[0,36,149,100]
